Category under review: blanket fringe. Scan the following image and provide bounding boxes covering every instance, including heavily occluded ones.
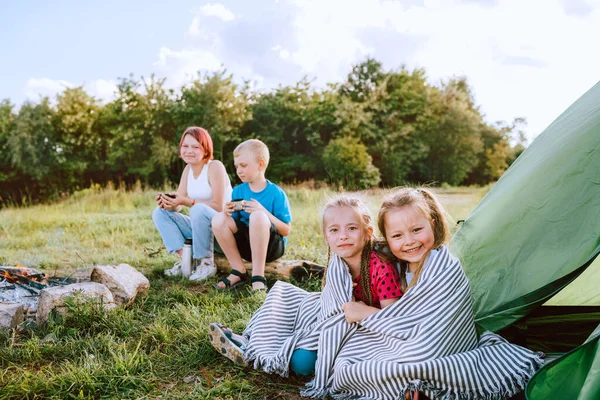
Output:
[327,351,544,400]
[300,377,330,399]
[430,351,545,400]
[245,352,290,378]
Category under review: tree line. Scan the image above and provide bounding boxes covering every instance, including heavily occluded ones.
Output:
[0,58,526,205]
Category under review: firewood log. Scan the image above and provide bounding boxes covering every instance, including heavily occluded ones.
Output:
[214,257,325,281]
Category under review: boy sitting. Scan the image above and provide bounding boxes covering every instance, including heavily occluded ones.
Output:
[212,139,292,291]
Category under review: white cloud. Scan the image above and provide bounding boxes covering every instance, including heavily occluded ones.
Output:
[23,78,75,101]
[198,3,236,21]
[153,47,223,88]
[87,79,118,103]
[188,17,202,36]
[274,0,600,139]
[23,78,118,104]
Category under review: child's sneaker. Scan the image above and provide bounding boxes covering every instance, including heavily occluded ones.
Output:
[164,261,182,277]
[189,257,217,281]
[208,323,248,366]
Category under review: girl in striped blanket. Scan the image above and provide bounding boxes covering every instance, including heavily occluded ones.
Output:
[376,187,450,297]
[210,189,542,398]
[209,195,403,375]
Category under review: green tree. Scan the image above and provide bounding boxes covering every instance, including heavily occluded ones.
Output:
[7,98,67,200]
[364,67,431,186]
[412,78,484,185]
[0,99,18,203]
[322,136,381,190]
[99,75,177,185]
[54,87,102,185]
[173,70,251,171]
[243,79,318,182]
[339,58,386,102]
[464,118,528,185]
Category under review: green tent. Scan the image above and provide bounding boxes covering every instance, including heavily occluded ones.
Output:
[451,81,600,399]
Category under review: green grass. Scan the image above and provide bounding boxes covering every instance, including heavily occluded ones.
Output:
[0,184,489,399]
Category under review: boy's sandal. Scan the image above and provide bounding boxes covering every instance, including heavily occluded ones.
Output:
[250,275,268,291]
[215,270,248,290]
[208,323,248,366]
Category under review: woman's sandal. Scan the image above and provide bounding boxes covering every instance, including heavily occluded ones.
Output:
[215,269,248,290]
[250,275,268,291]
[208,323,248,366]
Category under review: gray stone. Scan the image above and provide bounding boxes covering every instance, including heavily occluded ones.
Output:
[36,282,116,325]
[0,302,24,329]
[90,264,150,306]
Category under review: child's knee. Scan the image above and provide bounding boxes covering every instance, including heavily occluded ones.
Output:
[249,210,269,226]
[211,212,233,232]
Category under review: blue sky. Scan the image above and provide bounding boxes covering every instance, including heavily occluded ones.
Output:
[2,0,599,140]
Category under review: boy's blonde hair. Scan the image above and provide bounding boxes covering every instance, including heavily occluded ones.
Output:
[322,195,376,306]
[377,187,451,292]
[234,139,270,168]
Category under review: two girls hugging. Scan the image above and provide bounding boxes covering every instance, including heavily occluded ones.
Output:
[209,189,544,399]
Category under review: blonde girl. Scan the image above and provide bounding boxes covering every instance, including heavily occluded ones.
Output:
[323,195,402,324]
[377,187,451,292]
[209,194,402,376]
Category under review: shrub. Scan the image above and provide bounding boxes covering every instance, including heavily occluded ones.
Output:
[322,136,381,190]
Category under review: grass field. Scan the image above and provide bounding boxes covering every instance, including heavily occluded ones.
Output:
[0,185,490,400]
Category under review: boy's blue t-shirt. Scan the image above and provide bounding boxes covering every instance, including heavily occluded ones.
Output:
[231,180,292,243]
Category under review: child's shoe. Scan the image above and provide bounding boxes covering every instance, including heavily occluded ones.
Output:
[208,323,248,366]
[189,257,217,281]
[164,261,182,277]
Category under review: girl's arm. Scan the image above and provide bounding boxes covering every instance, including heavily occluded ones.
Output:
[341,297,400,324]
[341,252,402,323]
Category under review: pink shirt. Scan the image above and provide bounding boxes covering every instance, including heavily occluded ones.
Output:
[353,251,402,308]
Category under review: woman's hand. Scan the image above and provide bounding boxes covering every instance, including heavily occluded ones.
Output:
[341,301,377,324]
[158,192,180,210]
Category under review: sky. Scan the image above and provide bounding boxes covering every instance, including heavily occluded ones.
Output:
[1,0,600,141]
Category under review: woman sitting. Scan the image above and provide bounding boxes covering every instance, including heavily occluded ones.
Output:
[152,126,231,281]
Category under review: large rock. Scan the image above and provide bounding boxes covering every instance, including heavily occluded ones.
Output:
[90,264,150,306]
[36,282,116,325]
[0,302,24,329]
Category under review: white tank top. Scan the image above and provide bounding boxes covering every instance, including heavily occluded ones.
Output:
[187,161,232,204]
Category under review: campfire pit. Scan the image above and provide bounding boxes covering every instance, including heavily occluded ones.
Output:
[0,265,78,315]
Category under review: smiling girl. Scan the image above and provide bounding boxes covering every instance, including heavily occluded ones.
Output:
[377,187,450,292]
[323,196,403,324]
[209,195,402,376]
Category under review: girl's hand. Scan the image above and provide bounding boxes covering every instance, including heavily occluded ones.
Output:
[341,301,372,324]
[243,199,266,214]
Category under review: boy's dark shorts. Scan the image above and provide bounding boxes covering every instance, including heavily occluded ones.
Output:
[234,219,285,262]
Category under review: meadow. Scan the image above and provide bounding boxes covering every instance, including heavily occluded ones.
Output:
[0,185,489,400]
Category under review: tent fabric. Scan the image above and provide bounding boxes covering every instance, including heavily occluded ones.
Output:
[526,323,600,399]
[546,256,600,306]
[498,306,600,353]
[450,80,600,333]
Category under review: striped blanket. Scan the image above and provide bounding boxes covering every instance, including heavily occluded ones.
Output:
[243,246,544,399]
